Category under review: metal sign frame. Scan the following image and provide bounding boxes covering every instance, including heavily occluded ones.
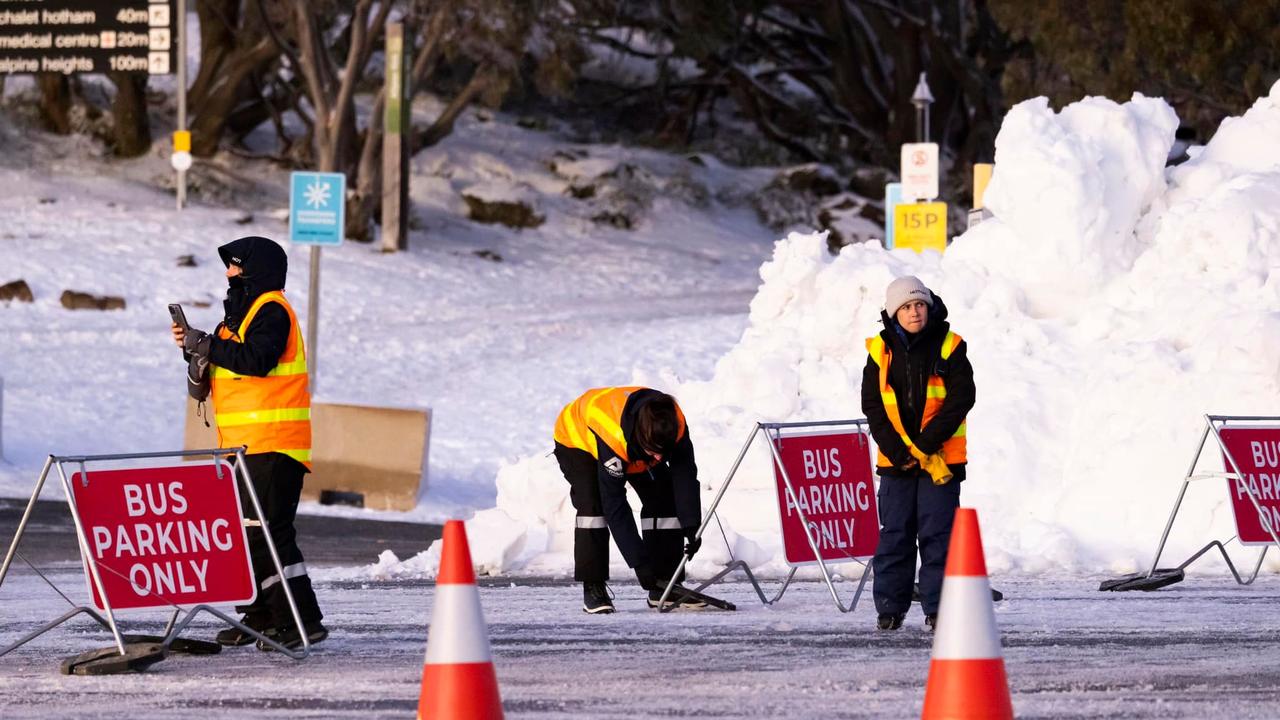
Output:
[0,448,313,661]
[1141,415,1280,585]
[657,419,878,614]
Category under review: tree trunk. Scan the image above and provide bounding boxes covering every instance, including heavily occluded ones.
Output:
[188,0,239,108]
[109,72,151,157]
[37,74,72,135]
[188,35,280,156]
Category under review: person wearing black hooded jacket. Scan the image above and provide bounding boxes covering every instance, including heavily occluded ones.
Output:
[861,275,975,631]
[172,236,326,650]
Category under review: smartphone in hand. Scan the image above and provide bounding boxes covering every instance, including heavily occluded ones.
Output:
[168,303,190,332]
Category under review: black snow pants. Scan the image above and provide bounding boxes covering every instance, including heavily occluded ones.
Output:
[235,452,323,627]
[872,469,960,616]
[554,443,685,584]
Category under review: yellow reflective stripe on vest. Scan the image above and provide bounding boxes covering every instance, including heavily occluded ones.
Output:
[216,407,312,427]
[926,385,948,399]
[278,449,312,464]
[587,404,625,451]
[940,331,960,359]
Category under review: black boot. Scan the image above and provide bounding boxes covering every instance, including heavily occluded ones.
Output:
[583,582,615,614]
[876,613,905,630]
[257,621,329,651]
[215,613,271,647]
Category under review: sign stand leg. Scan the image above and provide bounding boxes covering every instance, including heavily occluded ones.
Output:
[0,456,54,588]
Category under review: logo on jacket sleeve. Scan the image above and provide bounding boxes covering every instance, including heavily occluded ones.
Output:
[604,457,624,477]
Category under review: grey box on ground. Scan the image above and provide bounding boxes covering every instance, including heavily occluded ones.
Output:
[184,397,430,511]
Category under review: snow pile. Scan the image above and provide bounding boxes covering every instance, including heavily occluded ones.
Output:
[364,83,1280,582]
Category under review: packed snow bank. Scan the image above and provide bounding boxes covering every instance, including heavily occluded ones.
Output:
[377,84,1280,580]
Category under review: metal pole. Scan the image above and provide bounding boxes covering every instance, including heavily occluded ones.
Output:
[0,456,54,588]
[306,245,320,393]
[1147,421,1211,576]
[176,0,187,210]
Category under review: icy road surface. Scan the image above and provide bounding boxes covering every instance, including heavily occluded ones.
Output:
[2,572,1279,718]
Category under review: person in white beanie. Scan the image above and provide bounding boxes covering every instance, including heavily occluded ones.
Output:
[862,275,975,631]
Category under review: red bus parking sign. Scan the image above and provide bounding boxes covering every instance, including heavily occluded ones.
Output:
[69,460,256,612]
[1219,427,1280,545]
[771,429,879,566]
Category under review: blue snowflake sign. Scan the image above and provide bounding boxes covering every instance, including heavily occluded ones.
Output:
[289,171,346,246]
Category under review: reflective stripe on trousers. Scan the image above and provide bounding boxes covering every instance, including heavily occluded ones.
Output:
[575,516,607,529]
[261,561,308,590]
[641,517,681,531]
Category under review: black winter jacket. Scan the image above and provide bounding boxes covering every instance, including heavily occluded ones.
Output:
[860,293,975,480]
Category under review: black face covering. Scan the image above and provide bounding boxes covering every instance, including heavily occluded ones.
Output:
[223,274,249,332]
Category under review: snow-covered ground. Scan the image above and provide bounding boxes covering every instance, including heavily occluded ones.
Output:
[2,572,1279,719]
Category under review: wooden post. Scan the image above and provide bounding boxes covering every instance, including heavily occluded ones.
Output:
[380,22,410,252]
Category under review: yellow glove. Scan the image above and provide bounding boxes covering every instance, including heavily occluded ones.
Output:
[910,447,953,485]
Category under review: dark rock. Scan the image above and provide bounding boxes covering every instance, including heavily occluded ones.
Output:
[60,290,125,311]
[0,279,33,303]
[859,201,885,226]
[592,211,633,230]
[473,249,504,262]
[176,254,197,267]
[233,212,254,225]
[516,116,547,130]
[753,164,845,231]
[771,164,842,197]
[461,194,544,229]
[817,193,879,253]
[567,184,596,200]
[849,166,896,198]
[38,197,56,205]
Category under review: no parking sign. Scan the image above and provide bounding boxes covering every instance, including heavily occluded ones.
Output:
[69,461,256,612]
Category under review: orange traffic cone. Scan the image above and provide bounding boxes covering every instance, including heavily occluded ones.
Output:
[921,508,1013,720]
[418,520,504,720]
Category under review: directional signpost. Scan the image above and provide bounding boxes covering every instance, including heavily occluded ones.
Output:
[0,2,177,76]
[289,171,346,392]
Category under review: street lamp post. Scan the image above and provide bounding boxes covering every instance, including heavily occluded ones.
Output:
[911,72,934,143]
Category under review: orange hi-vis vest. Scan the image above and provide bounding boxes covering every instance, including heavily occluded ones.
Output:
[211,291,312,469]
[553,387,687,475]
[866,330,967,468]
